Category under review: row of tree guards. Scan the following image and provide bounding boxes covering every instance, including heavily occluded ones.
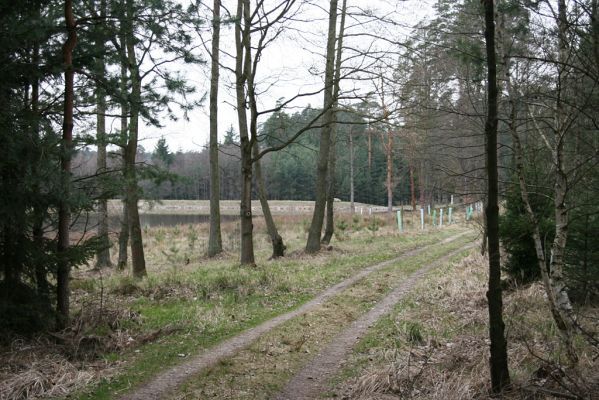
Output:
[392,201,484,232]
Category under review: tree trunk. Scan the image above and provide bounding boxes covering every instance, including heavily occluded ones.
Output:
[322,131,337,244]
[592,0,599,76]
[510,100,578,363]
[95,0,112,269]
[409,163,416,211]
[235,0,255,266]
[546,0,578,361]
[322,0,347,245]
[306,0,338,253]
[117,200,128,269]
[253,141,285,258]
[57,0,77,330]
[349,127,355,214]
[31,17,48,297]
[125,0,146,278]
[483,0,510,392]
[386,132,393,213]
[208,0,223,257]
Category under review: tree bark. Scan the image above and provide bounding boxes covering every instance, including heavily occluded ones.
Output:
[483,0,510,392]
[208,0,223,257]
[253,141,285,258]
[117,28,129,270]
[349,127,355,214]
[95,0,112,269]
[117,199,128,269]
[385,131,393,214]
[31,8,48,297]
[322,0,347,245]
[306,0,338,253]
[125,0,146,278]
[547,0,578,361]
[409,163,416,211]
[235,0,255,265]
[57,0,77,330]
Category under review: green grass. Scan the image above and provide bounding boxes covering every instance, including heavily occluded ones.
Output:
[169,235,476,400]
[71,225,470,399]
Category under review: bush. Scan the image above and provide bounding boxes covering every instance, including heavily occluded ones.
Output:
[499,188,553,284]
[0,282,54,337]
[500,185,599,302]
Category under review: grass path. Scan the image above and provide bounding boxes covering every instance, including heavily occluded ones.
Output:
[119,231,472,400]
[275,243,475,400]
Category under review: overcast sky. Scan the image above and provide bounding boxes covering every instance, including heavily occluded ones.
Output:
[137,0,437,153]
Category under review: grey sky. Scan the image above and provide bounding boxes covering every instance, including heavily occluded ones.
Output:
[139,0,436,153]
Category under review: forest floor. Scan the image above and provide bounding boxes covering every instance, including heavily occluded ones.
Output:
[1,213,597,400]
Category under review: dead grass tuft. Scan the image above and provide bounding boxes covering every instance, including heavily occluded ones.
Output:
[0,355,98,400]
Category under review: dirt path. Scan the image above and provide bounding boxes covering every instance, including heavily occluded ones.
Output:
[120,231,470,400]
[275,243,476,400]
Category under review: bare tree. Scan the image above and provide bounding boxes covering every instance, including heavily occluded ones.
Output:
[306,0,339,253]
[322,0,348,245]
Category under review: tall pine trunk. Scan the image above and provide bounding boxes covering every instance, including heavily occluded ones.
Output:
[385,132,393,214]
[483,0,510,392]
[95,0,112,269]
[306,0,338,253]
[117,32,129,270]
[124,0,146,278]
[208,0,223,257]
[349,127,355,214]
[57,0,77,329]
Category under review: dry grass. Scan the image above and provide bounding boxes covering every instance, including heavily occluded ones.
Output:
[2,211,464,399]
[337,253,599,400]
[0,336,114,400]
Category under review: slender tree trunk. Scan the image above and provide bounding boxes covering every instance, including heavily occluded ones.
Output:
[117,200,128,269]
[367,128,372,171]
[31,12,48,297]
[117,23,129,270]
[349,127,355,214]
[592,0,599,75]
[95,0,112,269]
[57,0,77,329]
[386,132,393,213]
[322,131,337,244]
[253,141,285,258]
[322,0,347,245]
[125,0,146,278]
[483,0,510,392]
[419,162,425,209]
[208,0,223,257]
[306,0,338,253]
[235,0,255,265]
[546,0,578,361]
[409,163,416,211]
[510,98,578,363]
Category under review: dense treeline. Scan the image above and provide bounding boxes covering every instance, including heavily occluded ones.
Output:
[72,107,449,206]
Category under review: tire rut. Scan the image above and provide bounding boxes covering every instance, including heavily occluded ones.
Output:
[275,243,476,400]
[120,231,471,400]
